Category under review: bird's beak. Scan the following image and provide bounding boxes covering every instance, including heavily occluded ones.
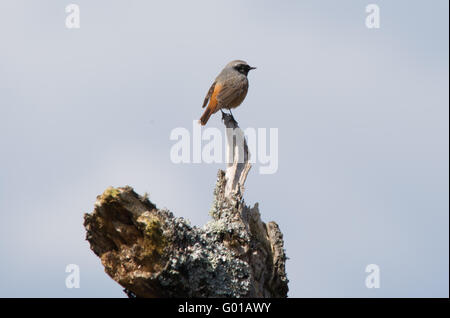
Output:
[249,66,257,70]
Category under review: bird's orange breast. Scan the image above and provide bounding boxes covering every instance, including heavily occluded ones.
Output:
[208,83,222,112]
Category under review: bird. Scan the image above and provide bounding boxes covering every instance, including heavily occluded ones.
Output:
[199,60,256,125]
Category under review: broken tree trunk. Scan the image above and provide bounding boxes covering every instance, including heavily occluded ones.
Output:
[83,114,288,297]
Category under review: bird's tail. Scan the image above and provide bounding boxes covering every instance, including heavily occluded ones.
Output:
[199,106,213,126]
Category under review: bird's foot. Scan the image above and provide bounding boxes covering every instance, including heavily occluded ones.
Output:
[228,109,238,125]
[221,111,238,126]
[229,114,238,125]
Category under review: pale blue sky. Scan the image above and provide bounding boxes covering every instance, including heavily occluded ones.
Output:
[0,0,448,297]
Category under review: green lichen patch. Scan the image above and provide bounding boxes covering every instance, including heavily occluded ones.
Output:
[136,212,166,267]
[98,186,121,205]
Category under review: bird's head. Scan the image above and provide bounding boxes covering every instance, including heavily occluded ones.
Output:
[227,60,256,76]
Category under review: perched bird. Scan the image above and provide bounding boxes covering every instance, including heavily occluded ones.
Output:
[199,60,256,125]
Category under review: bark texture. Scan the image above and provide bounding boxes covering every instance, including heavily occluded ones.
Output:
[83,114,288,297]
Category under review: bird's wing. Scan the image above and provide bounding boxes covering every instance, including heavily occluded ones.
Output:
[202,81,216,108]
[217,77,248,107]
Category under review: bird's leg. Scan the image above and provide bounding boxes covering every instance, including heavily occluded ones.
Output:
[221,108,238,125]
[221,109,226,121]
[228,108,237,125]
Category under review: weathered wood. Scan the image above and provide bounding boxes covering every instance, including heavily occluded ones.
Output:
[222,113,252,198]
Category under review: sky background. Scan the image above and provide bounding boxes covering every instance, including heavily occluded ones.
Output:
[0,0,448,297]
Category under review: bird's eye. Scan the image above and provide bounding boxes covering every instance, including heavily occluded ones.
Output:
[234,64,248,74]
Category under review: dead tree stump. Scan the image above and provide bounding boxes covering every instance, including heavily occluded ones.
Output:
[83,114,288,297]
